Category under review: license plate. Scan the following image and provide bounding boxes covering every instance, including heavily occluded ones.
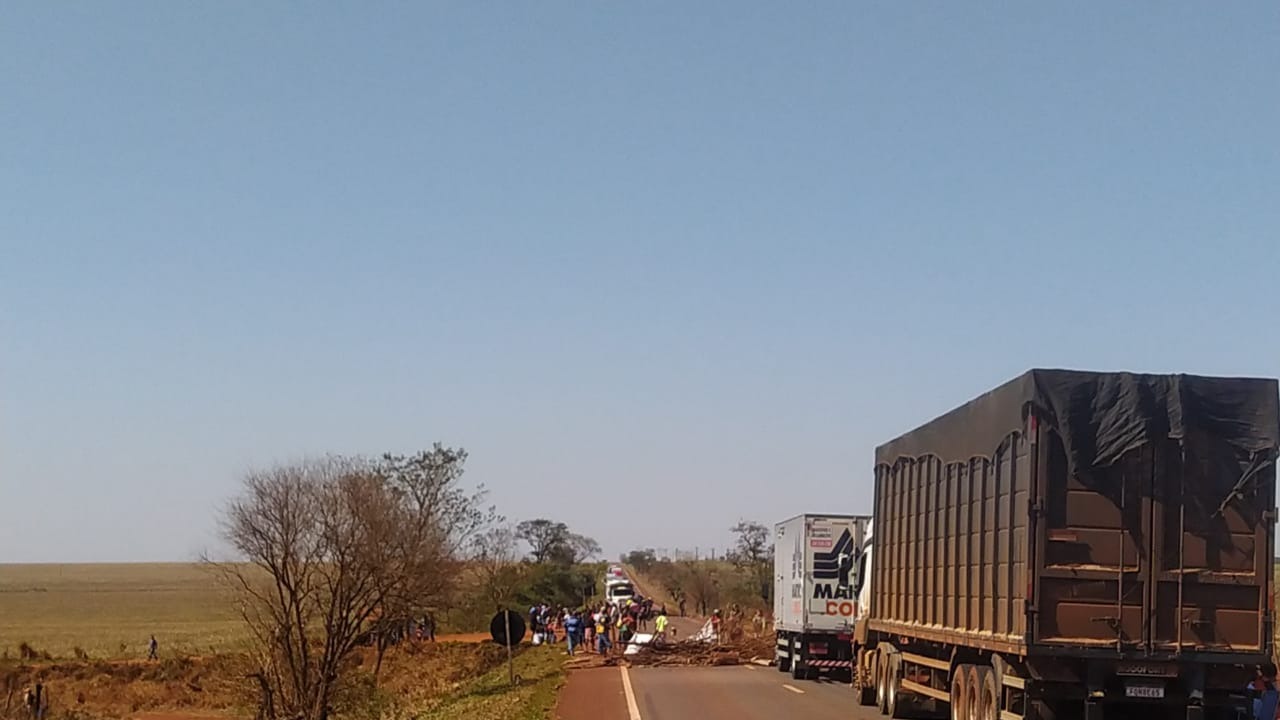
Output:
[1125,685,1165,699]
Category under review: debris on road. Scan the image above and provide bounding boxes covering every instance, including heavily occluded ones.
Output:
[574,635,775,669]
[623,641,748,667]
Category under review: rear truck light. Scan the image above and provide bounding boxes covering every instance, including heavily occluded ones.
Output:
[837,633,851,642]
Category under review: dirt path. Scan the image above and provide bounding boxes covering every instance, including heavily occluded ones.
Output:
[621,565,705,640]
[621,565,674,607]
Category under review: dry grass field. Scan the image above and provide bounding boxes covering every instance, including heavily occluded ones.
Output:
[0,563,248,660]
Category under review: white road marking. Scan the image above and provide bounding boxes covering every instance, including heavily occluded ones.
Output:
[620,665,643,720]
[743,664,757,671]
[783,683,805,694]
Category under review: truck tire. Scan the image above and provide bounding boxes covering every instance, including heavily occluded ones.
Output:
[974,666,997,720]
[876,653,890,713]
[885,654,906,718]
[965,666,985,720]
[776,634,791,673]
[951,664,972,720]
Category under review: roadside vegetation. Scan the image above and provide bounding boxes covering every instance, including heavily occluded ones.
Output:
[0,642,512,720]
[417,645,565,720]
[623,520,775,616]
[0,446,600,720]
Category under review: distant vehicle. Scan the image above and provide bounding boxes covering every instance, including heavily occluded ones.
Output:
[605,581,635,605]
[773,513,871,682]
[604,565,629,587]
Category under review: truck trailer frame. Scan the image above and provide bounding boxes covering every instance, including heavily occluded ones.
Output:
[855,370,1279,720]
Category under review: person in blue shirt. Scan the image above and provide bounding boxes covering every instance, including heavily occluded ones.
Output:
[1250,662,1278,720]
[564,611,582,656]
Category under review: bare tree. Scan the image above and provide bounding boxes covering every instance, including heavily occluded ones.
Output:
[369,447,490,679]
[210,448,486,720]
[566,533,601,564]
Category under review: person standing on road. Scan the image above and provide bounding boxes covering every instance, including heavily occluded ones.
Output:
[654,610,669,644]
[564,611,581,656]
[1249,662,1279,720]
[583,609,595,652]
[596,613,612,654]
[618,613,634,647]
[544,608,557,645]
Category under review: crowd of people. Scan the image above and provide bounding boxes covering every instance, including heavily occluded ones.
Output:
[528,597,670,656]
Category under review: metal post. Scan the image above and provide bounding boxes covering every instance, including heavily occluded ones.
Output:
[504,610,515,686]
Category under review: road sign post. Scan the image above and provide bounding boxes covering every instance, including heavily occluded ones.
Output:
[489,609,525,686]
[504,609,514,685]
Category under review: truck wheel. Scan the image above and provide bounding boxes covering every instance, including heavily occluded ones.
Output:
[974,666,997,720]
[776,636,791,673]
[965,666,984,720]
[885,655,906,718]
[951,664,972,720]
[876,653,889,713]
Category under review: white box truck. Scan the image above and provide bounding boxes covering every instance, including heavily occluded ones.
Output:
[773,513,872,681]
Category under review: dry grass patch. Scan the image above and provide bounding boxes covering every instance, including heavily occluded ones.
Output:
[0,564,248,661]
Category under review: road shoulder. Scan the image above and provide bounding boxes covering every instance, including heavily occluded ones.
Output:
[555,667,630,720]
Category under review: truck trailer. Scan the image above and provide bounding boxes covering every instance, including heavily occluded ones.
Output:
[854,370,1279,720]
[774,513,872,680]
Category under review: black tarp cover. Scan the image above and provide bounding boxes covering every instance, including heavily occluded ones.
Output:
[875,370,1280,477]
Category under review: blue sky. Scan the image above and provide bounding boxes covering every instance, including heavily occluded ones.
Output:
[2,3,1277,562]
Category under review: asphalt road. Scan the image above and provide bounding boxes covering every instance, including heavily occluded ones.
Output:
[557,663,883,720]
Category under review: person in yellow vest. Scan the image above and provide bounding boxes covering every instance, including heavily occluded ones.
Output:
[654,608,669,645]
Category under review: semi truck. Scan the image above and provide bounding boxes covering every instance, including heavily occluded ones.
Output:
[854,370,1279,720]
[773,513,872,680]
